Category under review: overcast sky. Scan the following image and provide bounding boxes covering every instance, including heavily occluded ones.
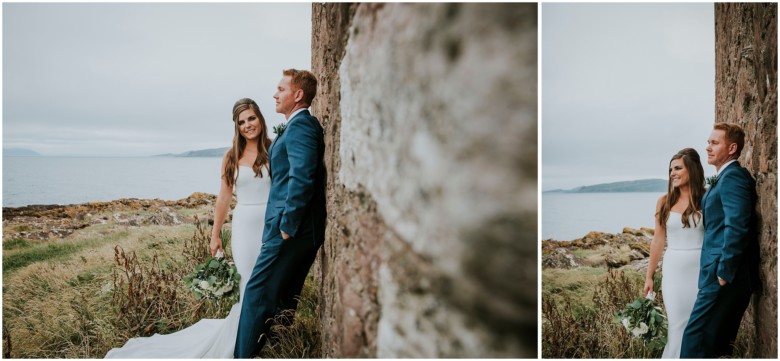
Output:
[542,3,716,190]
[3,3,311,156]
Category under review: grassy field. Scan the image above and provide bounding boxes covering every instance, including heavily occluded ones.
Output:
[542,265,752,358]
[2,210,320,358]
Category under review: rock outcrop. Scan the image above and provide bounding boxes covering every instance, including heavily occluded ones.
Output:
[542,227,654,270]
[2,192,215,221]
[311,3,537,357]
[543,248,581,269]
[2,193,216,241]
[715,3,777,357]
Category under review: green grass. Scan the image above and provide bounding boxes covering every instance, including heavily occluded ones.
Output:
[3,243,84,273]
[3,238,31,250]
[542,266,618,309]
[2,230,131,275]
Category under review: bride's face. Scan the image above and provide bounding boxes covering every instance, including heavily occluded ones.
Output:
[669,158,689,189]
[237,108,261,140]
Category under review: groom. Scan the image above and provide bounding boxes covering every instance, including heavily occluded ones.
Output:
[680,122,759,358]
[234,69,326,358]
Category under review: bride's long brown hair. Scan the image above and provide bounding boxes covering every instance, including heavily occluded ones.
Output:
[657,148,705,228]
[223,98,272,188]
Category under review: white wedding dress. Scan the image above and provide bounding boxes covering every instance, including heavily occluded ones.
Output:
[660,211,704,359]
[106,166,270,358]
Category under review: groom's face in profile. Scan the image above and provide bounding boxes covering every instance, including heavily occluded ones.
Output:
[274,75,298,116]
[706,129,735,168]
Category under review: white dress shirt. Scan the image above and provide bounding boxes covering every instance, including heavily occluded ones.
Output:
[717,159,738,176]
[287,107,309,121]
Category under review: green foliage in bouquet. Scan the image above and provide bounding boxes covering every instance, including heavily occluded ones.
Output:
[183,230,240,303]
[614,292,667,351]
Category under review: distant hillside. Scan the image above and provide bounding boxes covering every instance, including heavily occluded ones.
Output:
[4,148,40,156]
[547,179,667,193]
[155,147,229,157]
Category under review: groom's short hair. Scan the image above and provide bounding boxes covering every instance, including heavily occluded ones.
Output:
[714,122,745,156]
[283,69,317,106]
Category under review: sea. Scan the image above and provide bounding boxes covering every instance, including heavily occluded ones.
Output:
[2,156,224,208]
[5,157,665,241]
[542,192,664,241]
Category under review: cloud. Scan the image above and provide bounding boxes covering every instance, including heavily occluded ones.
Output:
[542,3,716,190]
[4,3,311,156]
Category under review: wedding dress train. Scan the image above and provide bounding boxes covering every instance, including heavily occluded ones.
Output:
[660,211,704,359]
[106,166,270,358]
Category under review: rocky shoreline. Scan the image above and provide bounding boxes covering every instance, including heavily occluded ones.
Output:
[542,227,655,271]
[2,193,219,242]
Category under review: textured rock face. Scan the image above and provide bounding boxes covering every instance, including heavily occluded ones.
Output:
[715,3,777,357]
[312,3,537,357]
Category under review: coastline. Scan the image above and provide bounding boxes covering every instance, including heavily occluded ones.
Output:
[542,227,654,270]
[2,193,220,242]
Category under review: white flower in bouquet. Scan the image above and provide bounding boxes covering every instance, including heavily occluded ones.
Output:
[614,291,668,351]
[632,322,649,337]
[621,317,631,329]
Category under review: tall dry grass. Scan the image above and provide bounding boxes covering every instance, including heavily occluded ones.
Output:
[2,214,321,358]
[543,267,752,358]
[543,268,662,358]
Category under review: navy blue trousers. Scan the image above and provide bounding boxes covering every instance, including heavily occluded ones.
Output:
[233,227,319,358]
[680,280,752,358]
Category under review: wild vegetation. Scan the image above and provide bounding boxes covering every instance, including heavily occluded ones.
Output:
[542,253,752,358]
[2,203,320,358]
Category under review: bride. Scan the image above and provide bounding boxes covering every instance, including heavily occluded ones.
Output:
[643,148,705,359]
[106,98,273,358]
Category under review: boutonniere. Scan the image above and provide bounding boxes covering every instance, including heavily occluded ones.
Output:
[273,122,287,137]
[705,175,719,188]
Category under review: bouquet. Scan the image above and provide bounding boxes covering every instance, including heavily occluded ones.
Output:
[183,250,241,303]
[614,291,668,350]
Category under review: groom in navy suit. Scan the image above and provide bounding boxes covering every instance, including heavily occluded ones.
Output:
[235,69,326,358]
[680,122,759,358]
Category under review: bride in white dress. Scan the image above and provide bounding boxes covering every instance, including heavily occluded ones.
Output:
[644,148,705,359]
[106,98,273,358]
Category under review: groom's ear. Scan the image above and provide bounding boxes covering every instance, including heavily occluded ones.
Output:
[294,88,304,103]
[728,142,738,156]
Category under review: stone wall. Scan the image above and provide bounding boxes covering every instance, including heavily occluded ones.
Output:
[715,3,777,357]
[311,3,537,357]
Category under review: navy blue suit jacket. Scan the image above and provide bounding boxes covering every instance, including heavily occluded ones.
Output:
[263,109,326,246]
[699,161,759,290]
